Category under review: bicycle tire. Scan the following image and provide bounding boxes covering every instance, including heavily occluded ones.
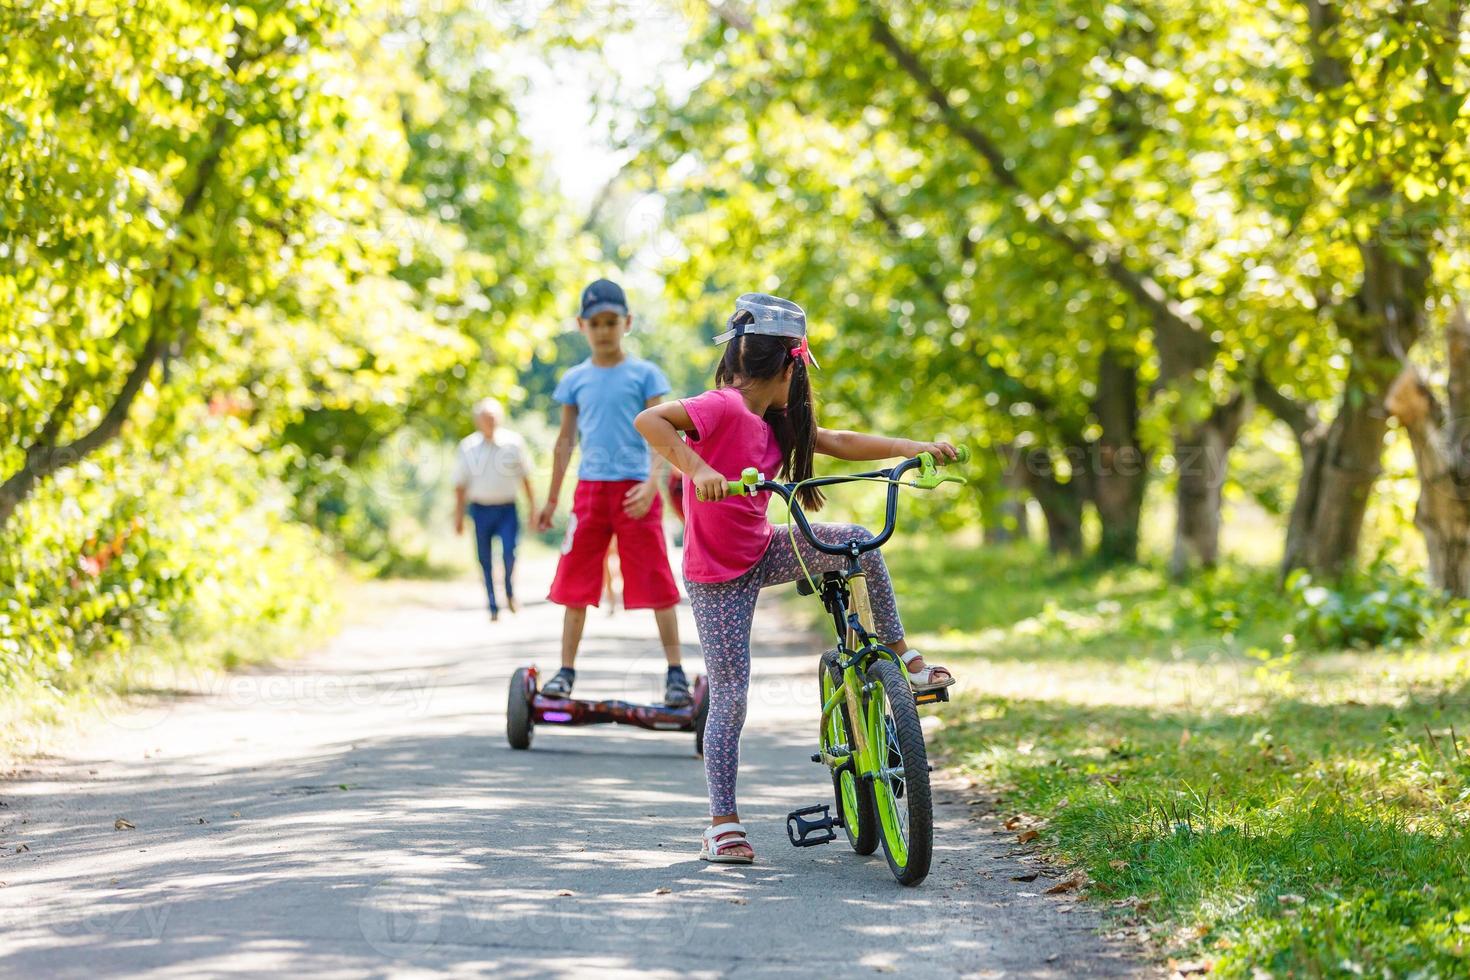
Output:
[820,650,878,855]
[865,658,933,886]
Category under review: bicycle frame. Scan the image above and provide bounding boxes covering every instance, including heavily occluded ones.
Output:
[816,571,897,774]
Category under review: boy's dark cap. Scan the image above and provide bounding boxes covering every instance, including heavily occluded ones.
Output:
[579,279,628,318]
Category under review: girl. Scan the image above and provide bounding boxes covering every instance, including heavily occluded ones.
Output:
[634,293,957,865]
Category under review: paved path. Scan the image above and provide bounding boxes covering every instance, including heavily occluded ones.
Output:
[0,561,1141,978]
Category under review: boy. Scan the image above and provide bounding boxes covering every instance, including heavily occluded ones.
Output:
[453,398,535,622]
[534,279,688,705]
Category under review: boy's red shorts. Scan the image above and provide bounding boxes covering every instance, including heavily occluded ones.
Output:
[548,480,680,610]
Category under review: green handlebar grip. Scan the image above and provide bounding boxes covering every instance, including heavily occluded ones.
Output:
[935,445,970,466]
[725,467,762,496]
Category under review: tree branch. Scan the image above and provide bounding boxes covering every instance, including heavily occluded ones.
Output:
[863,2,1216,381]
[865,193,1057,414]
[1251,372,1318,441]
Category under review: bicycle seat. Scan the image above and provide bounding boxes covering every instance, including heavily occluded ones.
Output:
[795,570,844,596]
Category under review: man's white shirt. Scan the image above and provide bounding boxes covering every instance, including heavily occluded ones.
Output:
[454,431,531,505]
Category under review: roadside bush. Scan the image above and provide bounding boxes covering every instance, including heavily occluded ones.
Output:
[1285,562,1462,650]
[0,414,337,698]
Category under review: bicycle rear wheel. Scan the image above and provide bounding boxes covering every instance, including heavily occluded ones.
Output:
[865,658,933,886]
[820,650,877,855]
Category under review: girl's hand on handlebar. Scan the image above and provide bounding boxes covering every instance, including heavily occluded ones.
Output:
[916,440,959,463]
[692,465,730,503]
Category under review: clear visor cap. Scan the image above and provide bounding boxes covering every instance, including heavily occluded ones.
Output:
[713,292,808,343]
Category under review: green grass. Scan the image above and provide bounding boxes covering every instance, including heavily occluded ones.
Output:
[878,541,1470,977]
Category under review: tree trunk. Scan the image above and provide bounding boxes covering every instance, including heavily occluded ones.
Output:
[1170,392,1249,575]
[1279,389,1384,578]
[1280,239,1431,579]
[1386,308,1470,596]
[0,327,166,528]
[1013,446,1085,557]
[1090,351,1148,564]
[984,452,1032,545]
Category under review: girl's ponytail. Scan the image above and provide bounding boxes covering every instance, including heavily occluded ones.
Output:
[779,359,823,510]
[714,329,824,511]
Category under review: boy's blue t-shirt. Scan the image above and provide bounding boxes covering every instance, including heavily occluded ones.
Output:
[554,356,671,481]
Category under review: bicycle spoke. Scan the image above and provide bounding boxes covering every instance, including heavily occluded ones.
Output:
[882,706,909,842]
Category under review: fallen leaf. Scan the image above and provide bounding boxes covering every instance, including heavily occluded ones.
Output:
[1011,872,1038,882]
[1055,798,1070,809]
[196,818,207,825]
[1109,860,1129,871]
[554,889,574,897]
[1168,958,1212,975]
[14,843,29,852]
[651,887,672,895]
[1017,829,1040,844]
[1045,872,1087,894]
[114,818,135,831]
[230,812,241,819]
[730,897,748,905]
[1004,815,1023,830]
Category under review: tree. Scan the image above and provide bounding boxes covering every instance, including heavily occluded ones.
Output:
[1,0,583,534]
[640,0,1467,580]
[1,0,421,525]
[1388,307,1470,596]
[1262,0,1464,580]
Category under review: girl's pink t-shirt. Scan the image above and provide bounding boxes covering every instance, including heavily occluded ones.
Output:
[680,387,783,583]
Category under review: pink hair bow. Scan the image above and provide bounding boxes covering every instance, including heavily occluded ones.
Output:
[791,336,820,369]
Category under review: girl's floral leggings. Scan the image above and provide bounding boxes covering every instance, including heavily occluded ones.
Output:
[685,523,905,817]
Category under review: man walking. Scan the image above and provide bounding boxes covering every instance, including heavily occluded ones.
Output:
[454,398,536,622]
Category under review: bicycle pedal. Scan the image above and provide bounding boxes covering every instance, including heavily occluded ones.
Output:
[785,804,840,847]
[913,687,950,705]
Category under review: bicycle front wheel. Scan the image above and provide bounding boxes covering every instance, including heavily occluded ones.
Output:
[865,658,933,886]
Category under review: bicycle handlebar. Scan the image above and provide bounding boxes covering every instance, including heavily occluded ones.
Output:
[722,445,971,558]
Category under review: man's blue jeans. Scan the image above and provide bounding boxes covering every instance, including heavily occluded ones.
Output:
[468,502,518,614]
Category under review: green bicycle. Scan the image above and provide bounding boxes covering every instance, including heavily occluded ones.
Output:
[727,446,969,887]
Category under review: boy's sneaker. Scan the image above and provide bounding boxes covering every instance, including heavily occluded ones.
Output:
[664,667,692,708]
[542,668,575,698]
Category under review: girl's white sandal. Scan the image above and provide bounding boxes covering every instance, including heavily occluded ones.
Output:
[700,822,755,864]
[901,650,956,692]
